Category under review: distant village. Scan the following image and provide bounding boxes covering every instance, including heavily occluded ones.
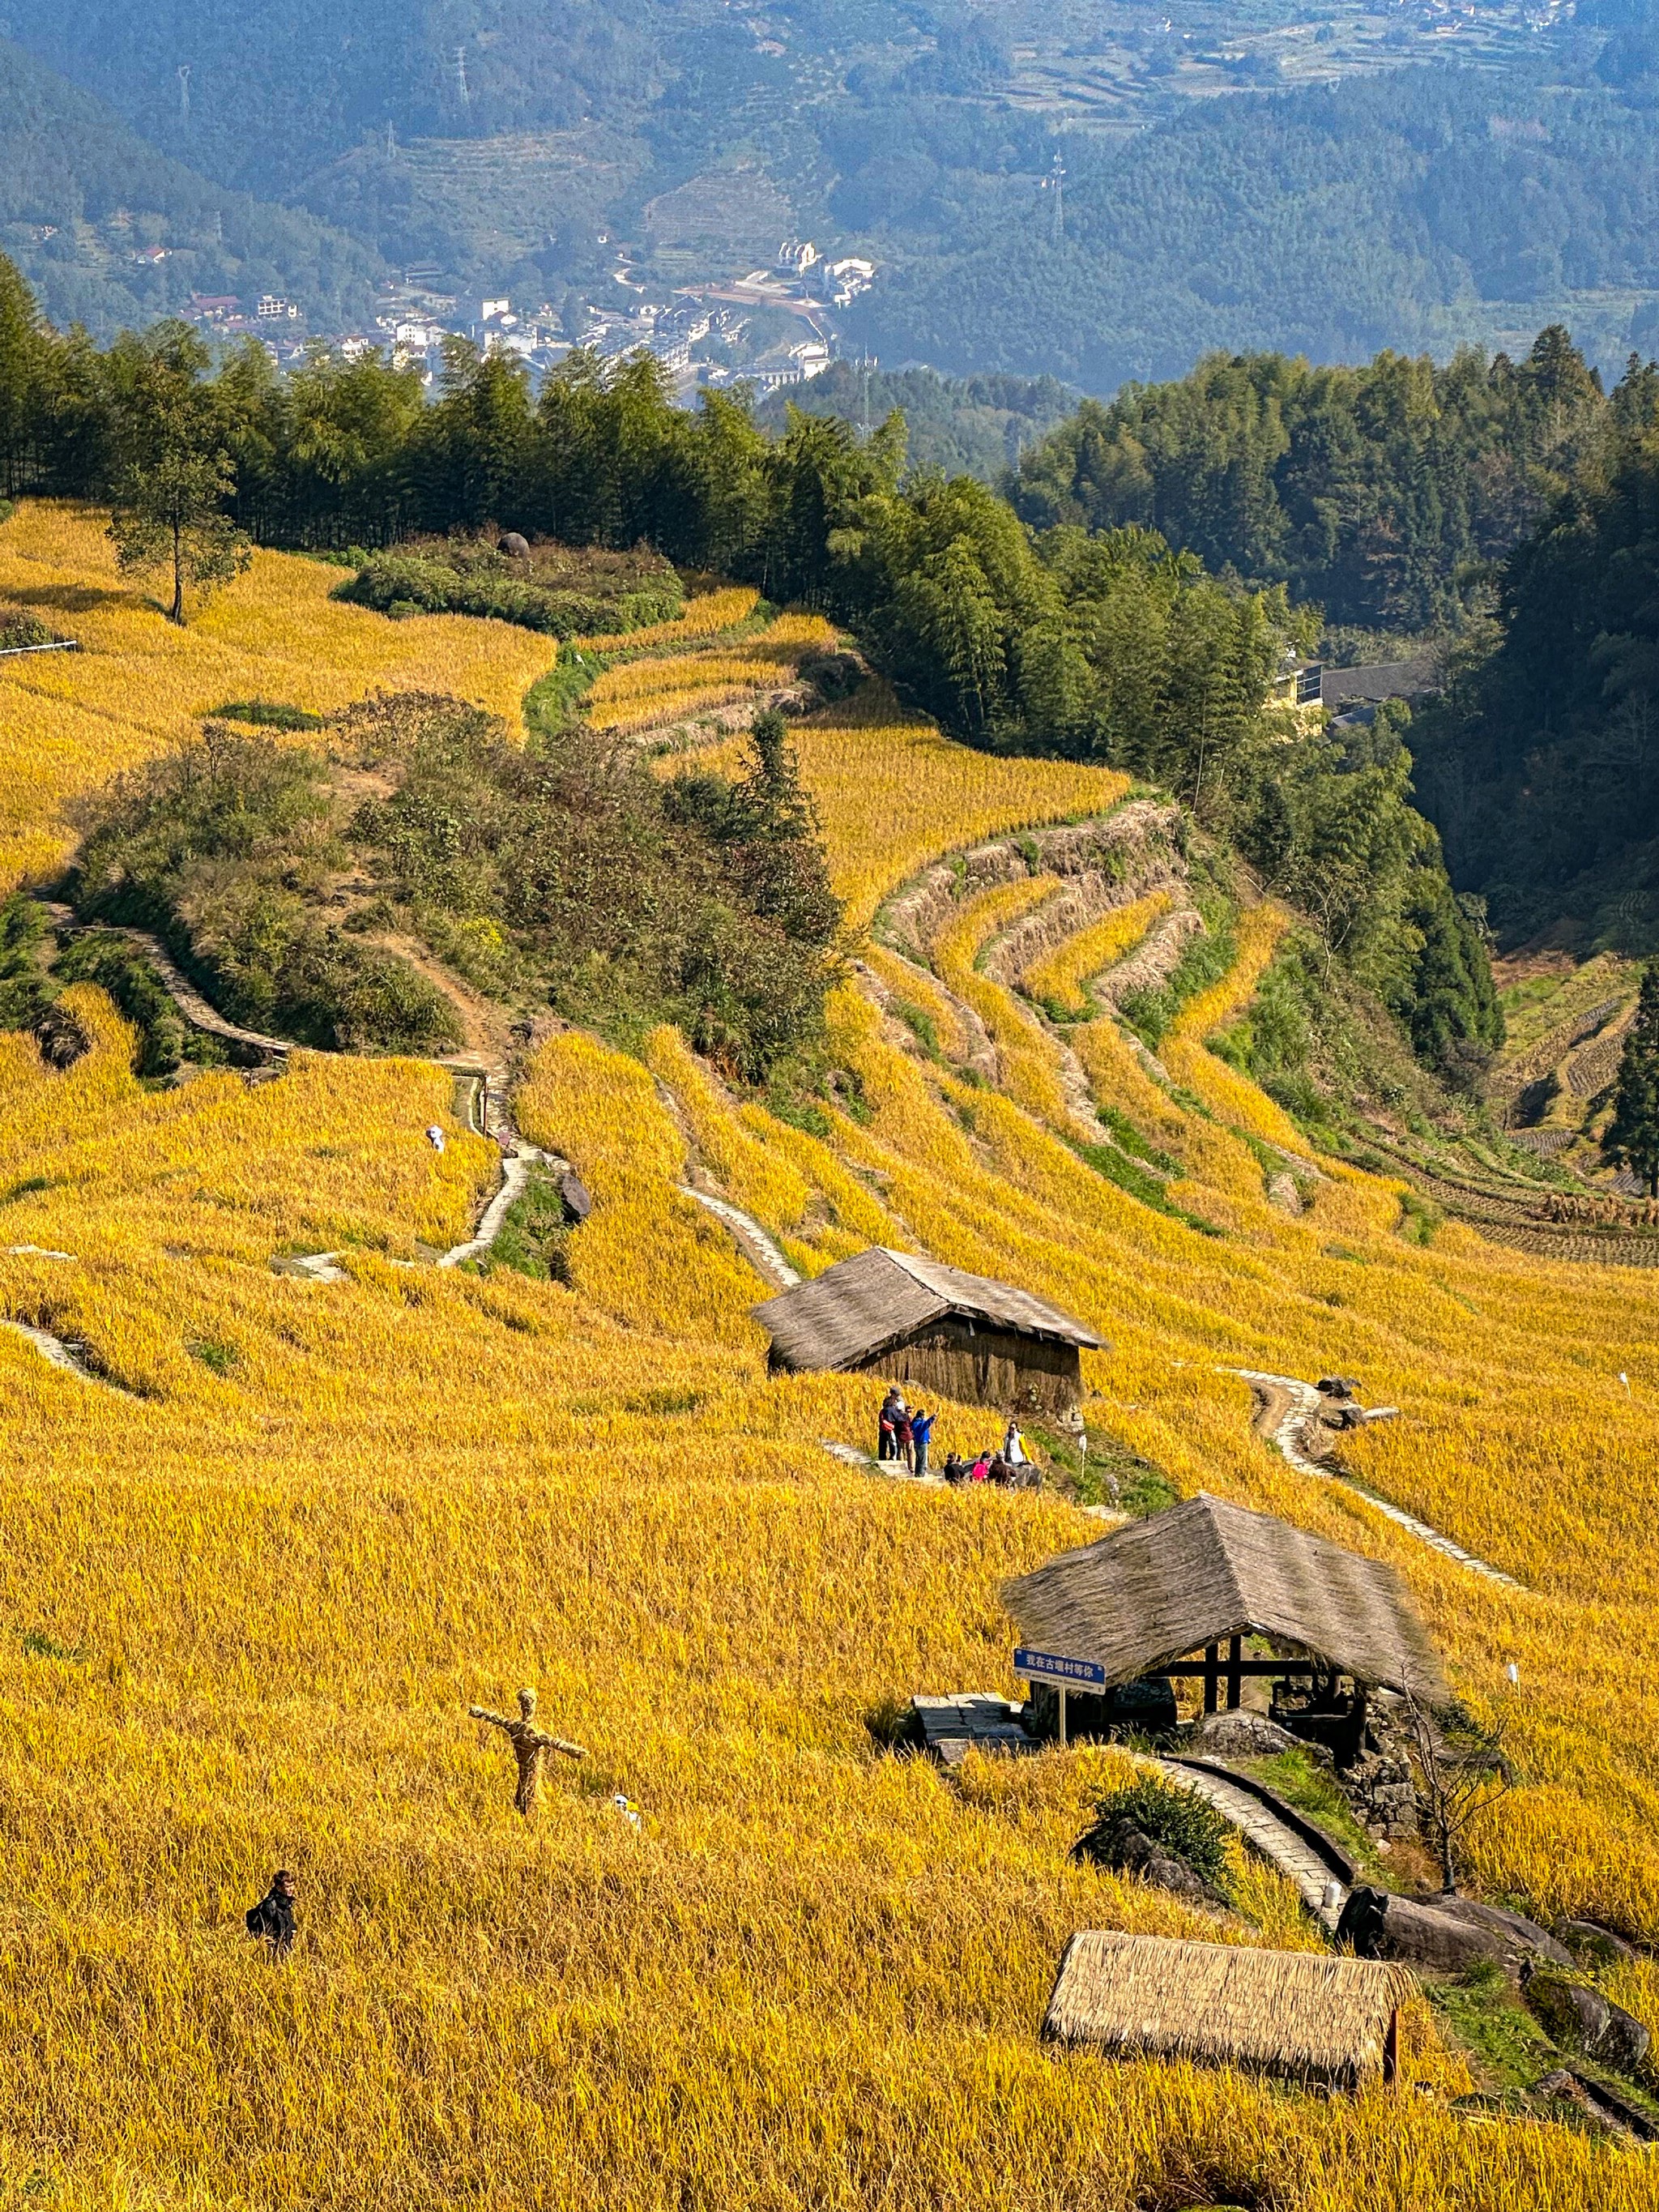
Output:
[174,239,877,398]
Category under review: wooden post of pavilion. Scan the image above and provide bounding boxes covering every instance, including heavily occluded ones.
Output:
[1203,1642,1219,1715]
[1227,1633,1243,1710]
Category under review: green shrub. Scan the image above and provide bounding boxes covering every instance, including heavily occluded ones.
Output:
[53,932,191,1077]
[0,892,52,1031]
[487,1173,571,1283]
[1079,1772,1235,1894]
[0,606,60,650]
[186,1337,239,1374]
[338,540,684,639]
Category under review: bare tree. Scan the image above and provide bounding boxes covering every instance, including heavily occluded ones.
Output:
[1403,1693,1513,1894]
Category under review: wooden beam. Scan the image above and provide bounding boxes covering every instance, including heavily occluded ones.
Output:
[1203,1642,1218,1715]
[1226,1633,1243,1710]
[1151,1660,1320,1679]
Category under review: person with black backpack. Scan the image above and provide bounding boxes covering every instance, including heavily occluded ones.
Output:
[245,1868,297,1958]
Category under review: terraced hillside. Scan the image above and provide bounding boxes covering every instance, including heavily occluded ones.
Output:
[6,502,1659,2210]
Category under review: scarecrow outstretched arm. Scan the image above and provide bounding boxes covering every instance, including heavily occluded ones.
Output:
[530,1730,587,1760]
[468,1705,515,1733]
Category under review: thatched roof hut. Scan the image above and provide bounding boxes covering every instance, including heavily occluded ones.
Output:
[1003,1492,1445,1704]
[753,1247,1105,1413]
[1043,1932,1414,2089]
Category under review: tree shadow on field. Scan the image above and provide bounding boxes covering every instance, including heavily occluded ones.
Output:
[4,581,138,617]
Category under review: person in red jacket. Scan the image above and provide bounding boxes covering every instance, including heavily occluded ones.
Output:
[893,1403,914,1469]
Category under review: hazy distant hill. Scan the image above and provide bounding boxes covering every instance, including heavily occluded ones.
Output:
[9,0,1659,381]
[0,41,383,337]
[848,64,1659,389]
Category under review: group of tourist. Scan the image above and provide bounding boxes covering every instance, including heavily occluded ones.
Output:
[877,1389,936,1473]
[877,1389,1038,1488]
[940,1440,1040,1489]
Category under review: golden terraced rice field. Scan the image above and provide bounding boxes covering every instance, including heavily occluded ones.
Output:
[3,506,1659,2209]
[0,504,560,894]
[584,613,837,735]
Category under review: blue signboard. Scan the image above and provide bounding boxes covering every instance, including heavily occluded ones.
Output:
[1013,1646,1107,1689]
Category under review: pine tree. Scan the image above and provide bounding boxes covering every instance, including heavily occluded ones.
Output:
[1605,964,1659,1197]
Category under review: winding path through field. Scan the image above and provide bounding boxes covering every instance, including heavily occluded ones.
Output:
[1222,1364,1520,1587]
[0,1315,123,1388]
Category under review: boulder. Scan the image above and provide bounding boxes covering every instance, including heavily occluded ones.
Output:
[1339,1887,1502,1971]
[797,647,866,702]
[1557,1918,1637,1966]
[1337,1887,1569,1974]
[1534,2068,1600,2116]
[1525,1971,1652,2075]
[1535,2068,1659,2141]
[498,532,531,558]
[1429,1896,1572,1968]
[1188,1710,1311,1763]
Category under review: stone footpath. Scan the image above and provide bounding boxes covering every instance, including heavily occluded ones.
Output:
[1158,1756,1352,1928]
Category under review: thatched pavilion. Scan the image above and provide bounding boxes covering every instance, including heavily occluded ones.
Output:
[753,1247,1105,1413]
[1003,1492,1444,1741]
[1043,1932,1414,2090]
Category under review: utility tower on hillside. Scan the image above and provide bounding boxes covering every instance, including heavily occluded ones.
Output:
[177,64,191,118]
[454,45,471,105]
[1041,152,1065,245]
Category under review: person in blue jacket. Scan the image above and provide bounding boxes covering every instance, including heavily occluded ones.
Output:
[910,1406,936,1476]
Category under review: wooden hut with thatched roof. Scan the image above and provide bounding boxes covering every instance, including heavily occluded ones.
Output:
[753,1247,1105,1414]
[1043,1932,1414,2090]
[1003,1492,1444,1747]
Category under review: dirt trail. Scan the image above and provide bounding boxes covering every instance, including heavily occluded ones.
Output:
[362,933,516,1078]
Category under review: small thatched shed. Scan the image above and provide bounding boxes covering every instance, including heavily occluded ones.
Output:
[1043,1932,1414,2090]
[753,1247,1105,1413]
[1003,1492,1444,1733]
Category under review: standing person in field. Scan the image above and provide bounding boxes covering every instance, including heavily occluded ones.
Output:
[1003,1419,1027,1469]
[877,1389,902,1460]
[893,1401,914,1471]
[910,1406,935,1477]
[245,1868,297,1958]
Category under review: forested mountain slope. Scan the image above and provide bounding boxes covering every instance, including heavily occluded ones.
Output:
[1414,422,1659,950]
[11,0,1659,378]
[0,41,383,338]
[851,63,1659,388]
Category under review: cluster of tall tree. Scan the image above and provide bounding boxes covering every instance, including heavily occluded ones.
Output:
[1412,401,1659,949]
[1009,330,1627,635]
[0,253,1500,1083]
